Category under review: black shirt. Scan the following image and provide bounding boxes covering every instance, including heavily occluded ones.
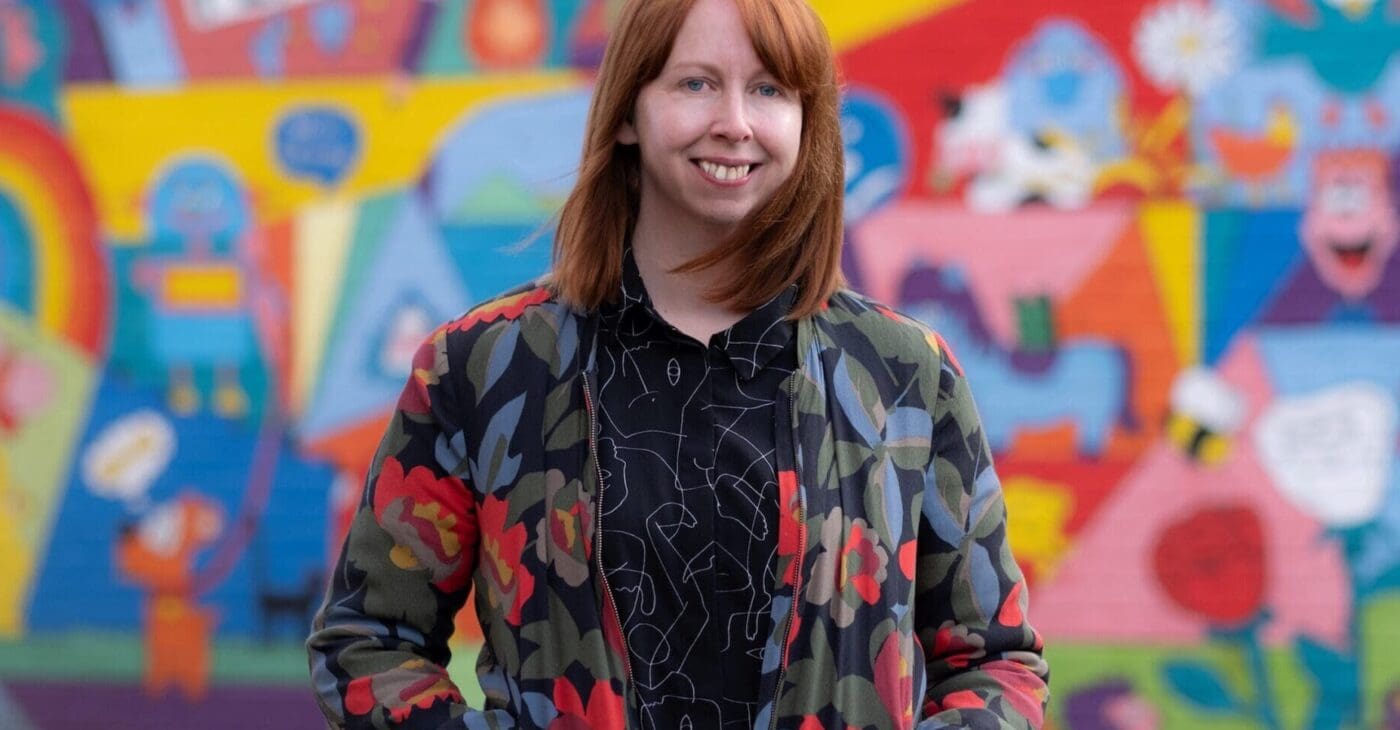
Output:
[595,250,795,730]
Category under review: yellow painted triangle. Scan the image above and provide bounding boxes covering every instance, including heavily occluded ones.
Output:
[1139,200,1201,366]
[811,0,969,51]
[291,197,358,417]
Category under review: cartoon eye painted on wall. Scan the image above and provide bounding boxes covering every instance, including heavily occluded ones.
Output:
[1320,181,1371,216]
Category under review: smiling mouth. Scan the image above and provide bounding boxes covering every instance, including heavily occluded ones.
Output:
[1330,238,1373,270]
[695,160,757,182]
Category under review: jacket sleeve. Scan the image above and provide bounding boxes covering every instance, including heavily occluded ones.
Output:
[307,328,514,730]
[915,340,1050,729]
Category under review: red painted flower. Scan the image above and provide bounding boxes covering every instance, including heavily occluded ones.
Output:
[480,493,536,625]
[1151,504,1265,625]
[549,679,623,730]
[372,456,476,593]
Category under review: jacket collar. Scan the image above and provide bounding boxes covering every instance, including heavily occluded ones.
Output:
[598,247,797,381]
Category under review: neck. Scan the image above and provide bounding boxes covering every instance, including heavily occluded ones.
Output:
[630,209,746,341]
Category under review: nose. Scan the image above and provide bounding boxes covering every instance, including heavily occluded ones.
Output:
[710,90,753,143]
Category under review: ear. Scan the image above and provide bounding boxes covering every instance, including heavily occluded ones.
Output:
[616,118,639,145]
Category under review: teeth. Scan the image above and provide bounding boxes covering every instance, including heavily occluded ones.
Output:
[699,161,751,181]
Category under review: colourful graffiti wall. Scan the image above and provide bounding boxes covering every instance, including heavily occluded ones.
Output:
[1,0,1399,727]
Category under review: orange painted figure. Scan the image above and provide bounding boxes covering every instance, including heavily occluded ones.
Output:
[116,493,224,700]
[1208,101,1298,197]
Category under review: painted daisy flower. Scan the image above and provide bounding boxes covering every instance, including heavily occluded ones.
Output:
[1132,0,1242,96]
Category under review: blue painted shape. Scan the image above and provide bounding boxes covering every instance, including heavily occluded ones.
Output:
[1162,660,1244,713]
[840,87,910,224]
[297,192,469,441]
[1002,19,1125,160]
[0,191,34,317]
[902,298,1132,457]
[250,13,290,78]
[427,89,590,222]
[1201,208,1305,363]
[0,1,67,121]
[149,157,249,241]
[1252,326,1400,395]
[274,106,361,187]
[1261,0,1400,95]
[1295,634,1356,730]
[29,368,333,637]
[440,223,554,302]
[1191,63,1328,208]
[308,0,353,55]
[86,0,185,85]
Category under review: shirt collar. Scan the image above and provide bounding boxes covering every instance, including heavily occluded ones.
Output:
[605,247,796,381]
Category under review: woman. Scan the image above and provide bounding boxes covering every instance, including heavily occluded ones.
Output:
[307,0,1049,728]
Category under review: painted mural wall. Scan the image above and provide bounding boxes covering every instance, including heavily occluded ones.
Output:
[1,0,1398,727]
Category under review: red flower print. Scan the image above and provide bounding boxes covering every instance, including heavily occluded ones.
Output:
[777,471,802,562]
[981,660,1048,726]
[840,521,886,605]
[873,632,914,729]
[372,456,476,593]
[929,620,986,670]
[930,689,986,712]
[448,287,551,334]
[480,494,536,625]
[550,679,623,730]
[1151,504,1265,625]
[345,659,462,721]
[397,330,447,415]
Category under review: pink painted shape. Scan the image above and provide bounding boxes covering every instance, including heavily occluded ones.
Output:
[0,2,43,87]
[3,356,54,418]
[850,201,1133,344]
[1031,335,1351,648]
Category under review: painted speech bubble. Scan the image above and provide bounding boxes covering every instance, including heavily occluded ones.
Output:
[81,410,176,506]
[273,106,361,187]
[1253,382,1396,528]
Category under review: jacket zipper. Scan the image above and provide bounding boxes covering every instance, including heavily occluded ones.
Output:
[770,373,806,730]
[580,373,636,693]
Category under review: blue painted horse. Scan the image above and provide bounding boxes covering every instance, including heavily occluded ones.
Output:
[900,265,1136,457]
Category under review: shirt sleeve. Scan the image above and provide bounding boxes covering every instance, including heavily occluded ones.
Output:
[915,338,1050,729]
[307,328,513,729]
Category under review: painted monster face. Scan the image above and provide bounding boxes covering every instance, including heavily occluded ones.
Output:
[1300,150,1399,300]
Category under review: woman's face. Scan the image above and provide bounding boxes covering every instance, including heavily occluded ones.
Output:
[618,0,803,239]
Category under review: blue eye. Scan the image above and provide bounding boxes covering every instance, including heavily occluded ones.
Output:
[685,79,706,92]
[758,84,782,97]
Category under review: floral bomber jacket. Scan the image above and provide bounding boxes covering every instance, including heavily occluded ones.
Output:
[307,282,1050,729]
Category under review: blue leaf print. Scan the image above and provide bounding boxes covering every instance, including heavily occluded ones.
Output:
[969,467,1002,527]
[833,354,880,446]
[921,468,965,547]
[968,541,1000,620]
[556,308,579,371]
[885,406,932,445]
[882,457,903,542]
[435,429,468,476]
[470,393,526,493]
[485,323,521,395]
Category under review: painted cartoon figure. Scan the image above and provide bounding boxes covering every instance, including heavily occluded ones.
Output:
[932,19,1125,212]
[133,158,257,418]
[115,493,224,701]
[1264,147,1400,322]
[1301,148,1399,300]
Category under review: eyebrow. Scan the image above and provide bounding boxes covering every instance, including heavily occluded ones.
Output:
[667,60,776,80]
